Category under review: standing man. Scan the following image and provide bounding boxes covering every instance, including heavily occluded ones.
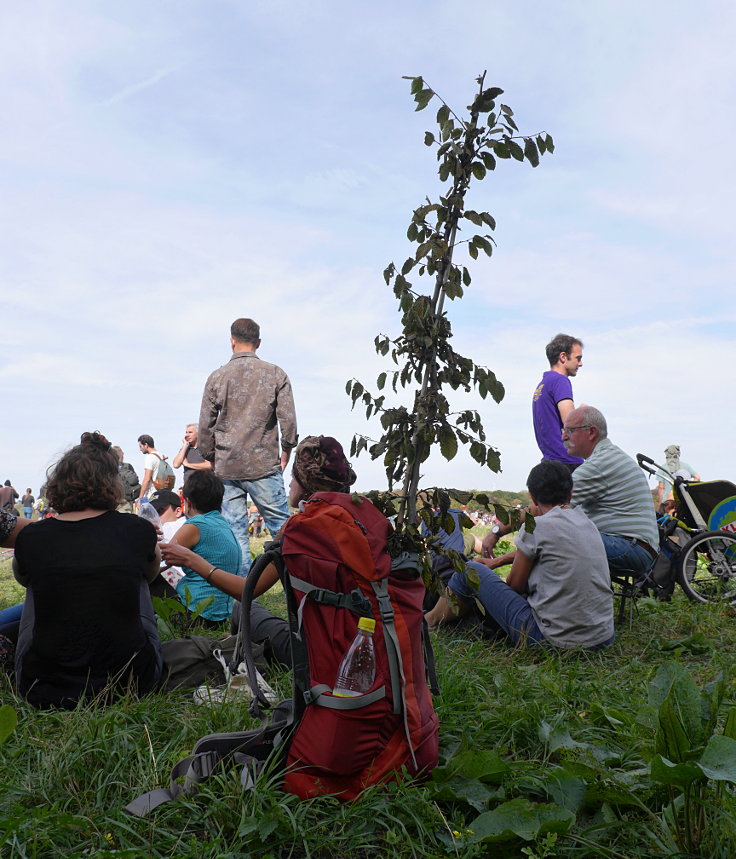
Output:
[532,333,584,471]
[137,435,174,501]
[172,424,212,486]
[0,481,19,516]
[198,318,298,576]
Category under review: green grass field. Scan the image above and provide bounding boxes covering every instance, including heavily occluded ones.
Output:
[2,530,736,857]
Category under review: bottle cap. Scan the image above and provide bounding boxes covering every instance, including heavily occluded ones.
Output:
[358,617,376,633]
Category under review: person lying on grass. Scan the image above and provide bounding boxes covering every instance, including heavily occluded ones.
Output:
[425,459,615,649]
[161,434,356,603]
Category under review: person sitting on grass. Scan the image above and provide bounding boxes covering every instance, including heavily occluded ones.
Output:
[10,432,163,708]
[160,434,357,660]
[425,460,615,650]
[168,470,242,627]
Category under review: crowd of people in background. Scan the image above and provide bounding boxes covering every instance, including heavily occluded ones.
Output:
[0,323,695,708]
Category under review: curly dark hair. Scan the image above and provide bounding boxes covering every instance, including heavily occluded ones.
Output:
[46,432,124,513]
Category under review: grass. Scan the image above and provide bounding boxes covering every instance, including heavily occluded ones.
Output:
[2,533,736,857]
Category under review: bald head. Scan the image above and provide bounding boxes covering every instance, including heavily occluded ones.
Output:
[561,405,607,460]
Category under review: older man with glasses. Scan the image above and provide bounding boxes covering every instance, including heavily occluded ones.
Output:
[483,405,657,581]
[560,405,658,578]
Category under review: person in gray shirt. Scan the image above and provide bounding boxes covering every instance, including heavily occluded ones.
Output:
[198,318,298,576]
[563,405,658,579]
[427,460,614,649]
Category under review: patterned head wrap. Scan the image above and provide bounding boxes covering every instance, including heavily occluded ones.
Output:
[291,435,356,495]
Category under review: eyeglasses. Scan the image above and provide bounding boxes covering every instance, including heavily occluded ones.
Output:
[561,425,591,435]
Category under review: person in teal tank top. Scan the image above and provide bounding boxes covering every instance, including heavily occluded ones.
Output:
[169,470,242,623]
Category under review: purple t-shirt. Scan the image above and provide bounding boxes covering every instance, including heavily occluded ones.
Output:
[532,371,583,465]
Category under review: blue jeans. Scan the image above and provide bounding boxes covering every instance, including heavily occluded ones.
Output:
[449,562,546,646]
[22,508,33,519]
[600,534,655,579]
[449,562,614,650]
[222,472,289,576]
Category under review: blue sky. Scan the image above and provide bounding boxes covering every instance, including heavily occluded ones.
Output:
[2,1,735,496]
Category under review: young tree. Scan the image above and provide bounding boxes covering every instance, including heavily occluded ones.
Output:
[347,73,553,553]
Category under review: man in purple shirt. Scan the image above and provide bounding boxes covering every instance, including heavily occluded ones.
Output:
[532,333,584,471]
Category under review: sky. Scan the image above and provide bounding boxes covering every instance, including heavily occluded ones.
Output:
[2,0,735,499]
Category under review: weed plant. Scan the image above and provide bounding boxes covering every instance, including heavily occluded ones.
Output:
[2,552,736,856]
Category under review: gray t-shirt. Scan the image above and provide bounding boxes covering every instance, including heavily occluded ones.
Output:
[516,506,614,648]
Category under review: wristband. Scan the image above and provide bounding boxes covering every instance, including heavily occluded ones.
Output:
[204,565,217,581]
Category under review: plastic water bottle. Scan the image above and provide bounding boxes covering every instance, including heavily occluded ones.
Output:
[332,617,376,697]
[138,501,161,530]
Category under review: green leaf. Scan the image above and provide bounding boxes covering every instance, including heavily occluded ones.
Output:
[462,266,471,286]
[660,631,712,654]
[656,698,693,763]
[468,242,478,260]
[472,162,486,180]
[424,131,435,146]
[481,151,496,171]
[698,735,736,782]
[0,704,17,745]
[545,133,555,153]
[430,778,497,812]
[466,565,480,589]
[508,140,524,161]
[492,141,510,159]
[444,748,510,783]
[724,708,736,740]
[469,799,574,844]
[486,447,501,472]
[523,137,539,167]
[376,372,387,391]
[409,76,423,95]
[499,103,514,116]
[649,661,703,749]
[414,88,434,111]
[650,755,704,789]
[436,103,450,126]
[439,426,458,461]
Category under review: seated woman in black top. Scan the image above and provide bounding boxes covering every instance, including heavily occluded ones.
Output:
[12,432,163,708]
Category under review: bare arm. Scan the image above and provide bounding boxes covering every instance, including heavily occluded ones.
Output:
[171,522,200,549]
[139,468,153,499]
[505,549,535,594]
[160,542,279,599]
[1,515,31,549]
[172,442,189,470]
[182,458,212,472]
[481,523,512,557]
[476,551,516,569]
[557,398,575,422]
[280,449,291,471]
[145,545,163,583]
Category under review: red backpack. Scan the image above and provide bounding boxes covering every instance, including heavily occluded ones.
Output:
[125,493,439,816]
[277,492,439,799]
